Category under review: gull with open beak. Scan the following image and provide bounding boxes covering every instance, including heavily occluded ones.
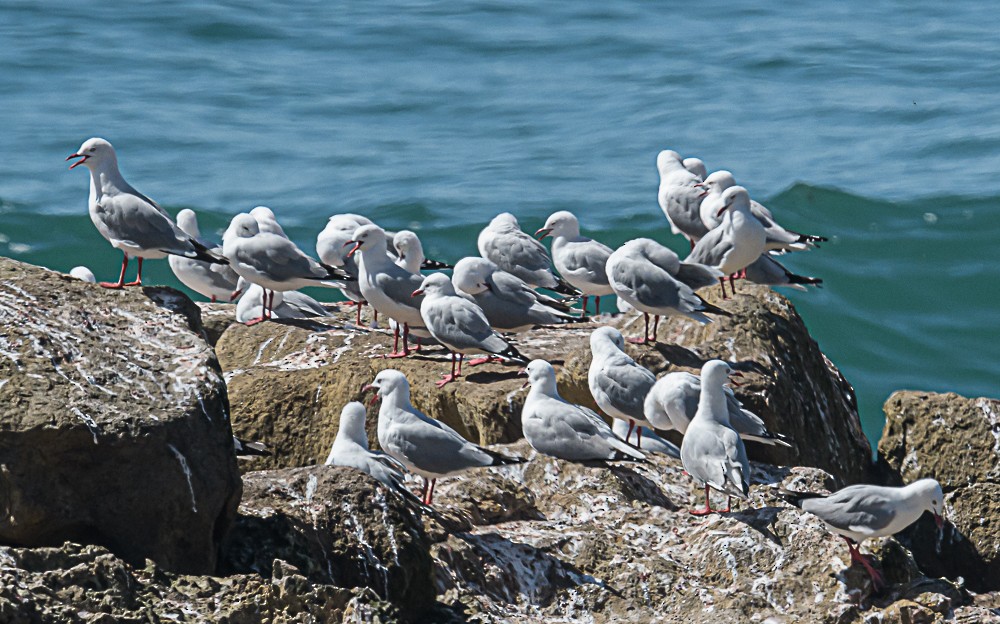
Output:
[67,137,227,288]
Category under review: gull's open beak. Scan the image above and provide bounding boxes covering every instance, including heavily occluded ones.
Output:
[518,367,530,388]
[934,513,944,529]
[361,383,379,406]
[66,153,88,170]
[344,240,361,258]
[728,370,744,387]
[698,189,710,198]
[694,182,706,189]
[411,288,424,297]
[534,227,552,240]
[229,288,243,302]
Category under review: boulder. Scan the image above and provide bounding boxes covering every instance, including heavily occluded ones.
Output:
[219,283,872,486]
[0,257,241,574]
[220,464,435,619]
[878,390,1000,591]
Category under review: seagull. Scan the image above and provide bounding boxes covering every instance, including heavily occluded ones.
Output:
[683,157,708,181]
[365,369,526,505]
[588,327,657,447]
[222,213,350,325]
[69,266,96,282]
[606,239,726,344]
[478,212,580,295]
[644,371,792,447]
[699,170,827,252]
[169,209,242,302]
[686,186,768,299]
[743,254,822,292]
[346,224,427,357]
[779,479,944,590]
[656,150,710,246]
[413,272,528,387]
[316,213,373,325]
[235,281,334,323]
[67,137,227,289]
[451,257,582,333]
[249,206,289,238]
[325,401,422,505]
[679,360,751,515]
[392,230,453,272]
[520,359,646,463]
[535,211,615,316]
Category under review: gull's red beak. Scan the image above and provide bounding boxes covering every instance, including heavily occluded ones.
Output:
[66,153,88,170]
[728,370,744,387]
[344,240,361,258]
[698,189,710,198]
[229,288,243,302]
[411,289,424,297]
[534,228,552,240]
[518,367,530,388]
[934,513,944,529]
[361,383,379,406]
[716,205,728,218]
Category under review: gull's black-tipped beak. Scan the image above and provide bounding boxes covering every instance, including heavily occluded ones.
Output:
[67,153,88,170]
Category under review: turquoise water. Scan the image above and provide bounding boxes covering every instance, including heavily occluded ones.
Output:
[1,2,998,447]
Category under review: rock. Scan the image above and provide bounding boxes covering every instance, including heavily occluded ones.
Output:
[878,390,1000,591]
[220,464,435,619]
[219,284,872,487]
[0,258,241,574]
[197,301,240,346]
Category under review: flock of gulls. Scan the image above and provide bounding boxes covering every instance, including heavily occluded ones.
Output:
[64,137,944,592]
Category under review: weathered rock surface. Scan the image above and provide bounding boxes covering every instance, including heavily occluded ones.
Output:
[0,258,241,574]
[220,464,435,619]
[219,284,872,485]
[879,390,1000,592]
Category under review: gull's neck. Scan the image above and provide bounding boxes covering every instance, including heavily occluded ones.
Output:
[87,159,129,202]
[528,376,560,400]
[696,378,731,425]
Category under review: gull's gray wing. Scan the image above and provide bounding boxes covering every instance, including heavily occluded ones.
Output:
[97,192,194,254]
[382,416,494,476]
[424,298,508,353]
[556,240,612,285]
[800,486,898,536]
[593,356,656,420]
[489,270,539,306]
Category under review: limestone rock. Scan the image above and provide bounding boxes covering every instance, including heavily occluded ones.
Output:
[0,258,241,574]
[878,390,1000,591]
[220,464,435,618]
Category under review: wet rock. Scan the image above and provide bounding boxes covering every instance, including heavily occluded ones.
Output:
[878,390,1000,592]
[0,258,241,574]
[220,464,435,619]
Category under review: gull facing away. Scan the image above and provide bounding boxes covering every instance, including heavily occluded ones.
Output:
[365,369,526,505]
[683,157,707,181]
[346,224,428,357]
[699,170,827,252]
[535,210,615,316]
[779,479,944,591]
[680,360,751,515]
[235,281,334,323]
[69,266,96,282]
[611,420,679,458]
[67,137,227,288]
[413,273,528,387]
[588,327,657,447]
[520,359,646,463]
[606,239,726,344]
[169,209,242,302]
[452,257,582,333]
[656,150,710,246]
[317,213,373,326]
[392,230,453,273]
[325,401,422,505]
[478,212,580,295]
[249,206,289,238]
[686,186,767,299]
[222,214,350,325]
[644,371,792,447]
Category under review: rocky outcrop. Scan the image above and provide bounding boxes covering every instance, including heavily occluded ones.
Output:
[0,257,241,574]
[220,465,435,619]
[219,283,872,485]
[878,391,1000,592]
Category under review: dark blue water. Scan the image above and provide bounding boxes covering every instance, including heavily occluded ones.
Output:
[2,1,998,446]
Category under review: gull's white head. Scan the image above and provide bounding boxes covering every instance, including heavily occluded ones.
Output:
[393,230,423,261]
[250,206,287,237]
[67,137,116,171]
[683,157,707,181]
[412,272,454,298]
[364,369,411,402]
[701,359,741,389]
[522,358,557,391]
[590,326,626,354]
[656,150,683,176]
[69,266,96,283]
[704,170,736,194]
[536,210,580,240]
[452,257,494,295]
[489,212,520,230]
[176,209,200,238]
[346,224,387,257]
[910,478,945,528]
[717,185,752,218]
[227,213,260,239]
[336,401,370,447]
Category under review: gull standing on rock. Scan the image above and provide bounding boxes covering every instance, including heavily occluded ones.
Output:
[520,359,646,463]
[365,369,526,505]
[346,224,428,357]
[413,273,528,387]
[451,257,581,333]
[169,209,242,302]
[478,213,580,295]
[222,214,350,325]
[779,479,944,590]
[235,281,334,323]
[680,360,751,515]
[606,239,726,344]
[743,254,823,292]
[317,213,373,325]
[657,150,710,246]
[392,230,453,272]
[535,211,615,316]
[67,137,227,288]
[644,371,792,447]
[686,186,768,299]
[325,402,422,504]
[588,327,657,447]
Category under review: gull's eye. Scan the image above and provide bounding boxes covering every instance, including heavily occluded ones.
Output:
[932,499,938,505]
[89,147,96,152]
